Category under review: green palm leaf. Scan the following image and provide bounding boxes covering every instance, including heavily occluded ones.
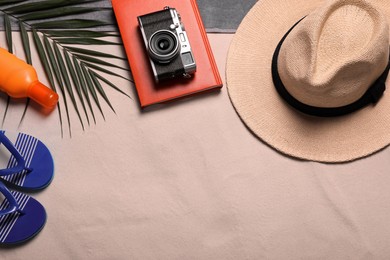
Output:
[74,53,128,71]
[44,30,117,38]
[92,71,132,99]
[67,46,126,60]
[0,1,26,7]
[18,7,106,21]
[0,0,132,136]
[18,21,31,127]
[55,37,120,46]
[32,19,112,29]
[19,21,31,64]
[53,42,85,131]
[64,51,90,125]
[89,69,116,113]
[43,35,72,136]
[4,13,12,52]
[81,62,105,121]
[82,62,132,82]
[31,29,56,90]
[5,0,98,13]
[73,55,96,125]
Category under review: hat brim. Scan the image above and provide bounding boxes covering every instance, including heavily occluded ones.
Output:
[226,0,390,162]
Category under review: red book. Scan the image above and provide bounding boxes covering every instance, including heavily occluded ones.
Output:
[112,0,223,107]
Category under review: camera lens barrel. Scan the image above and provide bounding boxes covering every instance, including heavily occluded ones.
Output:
[148,30,180,63]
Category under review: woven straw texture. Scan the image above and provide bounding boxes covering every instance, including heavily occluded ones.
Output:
[227,0,390,162]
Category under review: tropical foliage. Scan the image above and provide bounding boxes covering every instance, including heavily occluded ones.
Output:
[0,0,132,136]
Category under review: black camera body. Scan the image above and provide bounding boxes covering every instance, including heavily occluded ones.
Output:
[138,7,196,83]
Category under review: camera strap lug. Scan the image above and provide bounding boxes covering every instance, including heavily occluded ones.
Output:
[183,73,192,79]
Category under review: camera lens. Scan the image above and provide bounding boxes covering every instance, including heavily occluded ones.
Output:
[158,39,170,50]
[148,30,180,63]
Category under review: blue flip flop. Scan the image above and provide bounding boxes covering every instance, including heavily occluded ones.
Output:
[0,181,46,245]
[0,131,54,191]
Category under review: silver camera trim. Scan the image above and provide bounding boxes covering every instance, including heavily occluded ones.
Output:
[168,8,196,77]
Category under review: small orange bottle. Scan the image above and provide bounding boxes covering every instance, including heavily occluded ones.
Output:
[0,47,58,109]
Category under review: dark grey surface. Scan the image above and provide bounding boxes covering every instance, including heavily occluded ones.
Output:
[198,0,258,32]
[0,0,258,33]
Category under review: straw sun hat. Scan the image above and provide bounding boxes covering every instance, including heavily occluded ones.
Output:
[226,0,390,162]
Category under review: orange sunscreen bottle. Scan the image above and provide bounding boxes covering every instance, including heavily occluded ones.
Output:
[0,47,58,109]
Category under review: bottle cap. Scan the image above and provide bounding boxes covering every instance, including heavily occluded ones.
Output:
[28,81,59,109]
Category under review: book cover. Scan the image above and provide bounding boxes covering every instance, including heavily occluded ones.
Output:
[112,0,223,107]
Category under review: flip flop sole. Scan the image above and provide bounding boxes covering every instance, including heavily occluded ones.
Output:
[0,131,54,191]
[0,190,46,245]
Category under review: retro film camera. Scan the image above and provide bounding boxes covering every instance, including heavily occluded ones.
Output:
[138,7,197,83]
